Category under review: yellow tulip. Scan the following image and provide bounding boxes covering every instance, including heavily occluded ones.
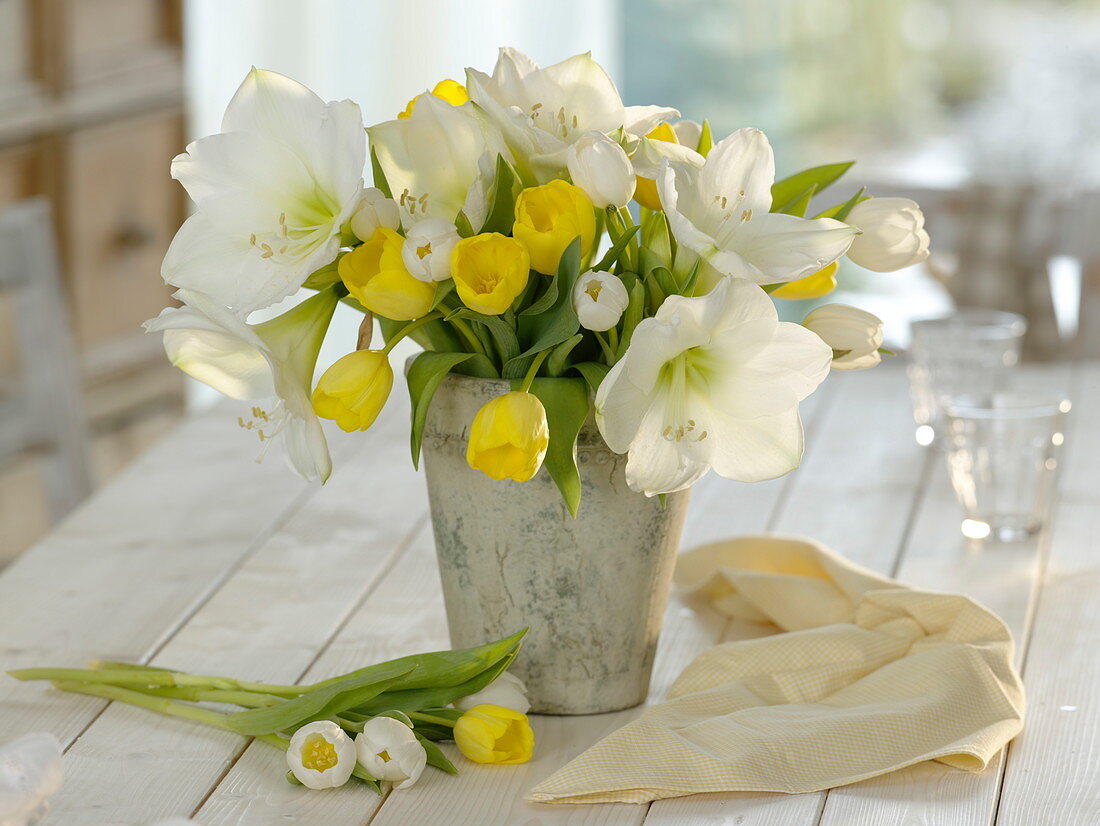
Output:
[339,227,435,321]
[513,180,596,275]
[451,233,531,316]
[312,350,394,432]
[398,79,470,119]
[466,392,549,482]
[771,261,839,300]
[453,703,535,765]
[634,121,678,211]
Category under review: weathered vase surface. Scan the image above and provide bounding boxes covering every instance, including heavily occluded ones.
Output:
[420,371,690,715]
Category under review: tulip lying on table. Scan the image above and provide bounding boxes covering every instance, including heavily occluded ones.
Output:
[7,630,534,791]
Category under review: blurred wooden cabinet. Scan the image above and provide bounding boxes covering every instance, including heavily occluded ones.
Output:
[0,0,185,500]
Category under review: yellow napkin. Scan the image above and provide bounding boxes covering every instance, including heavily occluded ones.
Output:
[527,535,1024,805]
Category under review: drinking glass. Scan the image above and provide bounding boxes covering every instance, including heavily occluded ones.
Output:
[942,393,1070,542]
[907,310,1027,446]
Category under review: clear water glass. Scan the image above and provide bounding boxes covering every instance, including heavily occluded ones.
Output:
[942,393,1070,542]
[907,310,1028,446]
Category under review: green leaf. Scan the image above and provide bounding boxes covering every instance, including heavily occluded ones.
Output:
[697,119,714,157]
[573,361,610,395]
[593,224,640,272]
[547,333,583,377]
[480,154,521,235]
[776,184,817,217]
[814,187,868,221]
[528,377,591,517]
[378,316,462,354]
[447,309,520,364]
[619,279,646,357]
[506,238,583,372]
[225,661,417,735]
[302,255,344,289]
[771,162,853,212]
[639,211,672,275]
[454,211,475,238]
[430,280,456,311]
[677,257,701,296]
[370,145,392,198]
[417,732,458,774]
[651,266,679,298]
[520,275,560,317]
[407,351,475,469]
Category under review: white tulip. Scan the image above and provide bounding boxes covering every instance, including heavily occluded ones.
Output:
[845,197,931,272]
[572,271,629,332]
[355,717,427,790]
[454,671,531,714]
[566,132,636,208]
[596,277,831,495]
[0,733,62,826]
[401,218,461,282]
[466,47,678,182]
[144,288,337,482]
[369,93,507,231]
[163,68,365,313]
[350,187,401,242]
[672,119,703,151]
[658,128,858,294]
[803,304,885,371]
[286,721,357,790]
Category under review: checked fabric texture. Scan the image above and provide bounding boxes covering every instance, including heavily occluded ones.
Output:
[528,535,1024,805]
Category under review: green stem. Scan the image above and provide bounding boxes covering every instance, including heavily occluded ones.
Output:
[520,349,551,393]
[593,332,616,363]
[382,311,443,354]
[9,667,305,698]
[617,207,639,271]
[408,711,458,728]
[134,686,286,708]
[447,317,490,362]
[607,326,619,355]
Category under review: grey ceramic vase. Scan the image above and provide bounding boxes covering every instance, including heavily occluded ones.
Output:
[420,370,691,715]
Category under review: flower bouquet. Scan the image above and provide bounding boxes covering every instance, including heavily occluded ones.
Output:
[144,48,929,713]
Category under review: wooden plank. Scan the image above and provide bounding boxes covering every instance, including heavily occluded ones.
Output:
[196,374,840,825]
[816,363,1077,826]
[996,365,1100,825]
[0,402,359,747]
[38,399,423,824]
[646,366,930,826]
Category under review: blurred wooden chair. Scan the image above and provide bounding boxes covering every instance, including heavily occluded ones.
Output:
[0,198,92,520]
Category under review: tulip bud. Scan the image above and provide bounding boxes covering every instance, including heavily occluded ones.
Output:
[451,233,530,315]
[286,721,357,789]
[401,217,460,282]
[466,391,549,482]
[350,187,401,243]
[312,350,394,431]
[399,78,469,119]
[566,131,635,209]
[802,304,884,371]
[339,227,435,321]
[513,180,596,275]
[845,197,931,272]
[572,270,629,331]
[631,126,703,211]
[771,261,839,300]
[455,671,530,714]
[453,703,535,765]
[672,119,703,151]
[355,717,427,789]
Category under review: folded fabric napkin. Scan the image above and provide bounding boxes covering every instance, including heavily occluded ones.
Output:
[527,535,1024,805]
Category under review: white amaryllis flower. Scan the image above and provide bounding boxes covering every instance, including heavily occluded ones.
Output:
[286,721,357,789]
[566,131,635,208]
[845,197,931,272]
[369,92,507,230]
[466,47,677,182]
[658,128,858,294]
[401,218,461,282]
[803,304,885,371]
[350,187,401,243]
[454,671,531,714]
[572,270,629,332]
[0,733,62,826]
[355,718,427,790]
[144,288,337,482]
[163,68,365,313]
[596,277,831,495]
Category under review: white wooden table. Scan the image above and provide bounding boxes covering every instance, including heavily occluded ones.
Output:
[1,363,1097,825]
